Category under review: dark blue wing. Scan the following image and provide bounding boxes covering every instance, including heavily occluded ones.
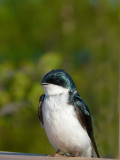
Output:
[74,92,100,158]
[38,94,45,127]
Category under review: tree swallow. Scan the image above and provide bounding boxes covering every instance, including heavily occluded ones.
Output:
[38,69,100,157]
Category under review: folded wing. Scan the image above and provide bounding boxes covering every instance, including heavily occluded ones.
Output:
[73,92,100,158]
[38,94,45,127]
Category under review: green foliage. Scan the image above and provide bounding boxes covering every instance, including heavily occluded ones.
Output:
[11,72,31,100]
[37,52,62,74]
[0,0,119,158]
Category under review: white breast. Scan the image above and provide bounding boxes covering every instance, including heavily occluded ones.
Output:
[42,85,92,157]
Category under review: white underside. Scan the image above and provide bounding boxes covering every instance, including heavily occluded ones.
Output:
[42,84,92,157]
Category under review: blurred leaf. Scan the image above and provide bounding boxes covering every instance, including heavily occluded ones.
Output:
[10,72,31,100]
[0,90,11,107]
[37,52,62,74]
[28,83,43,109]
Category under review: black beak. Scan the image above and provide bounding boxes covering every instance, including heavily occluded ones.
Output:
[41,83,49,85]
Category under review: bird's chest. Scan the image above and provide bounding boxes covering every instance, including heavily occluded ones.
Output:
[42,94,78,150]
[42,94,91,153]
[42,94,73,127]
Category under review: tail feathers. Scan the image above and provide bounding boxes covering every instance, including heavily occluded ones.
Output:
[92,145,100,158]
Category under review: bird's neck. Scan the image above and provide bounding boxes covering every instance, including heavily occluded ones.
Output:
[45,90,70,105]
[43,84,69,96]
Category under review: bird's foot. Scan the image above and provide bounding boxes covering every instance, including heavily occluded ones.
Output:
[48,150,78,157]
[48,150,65,157]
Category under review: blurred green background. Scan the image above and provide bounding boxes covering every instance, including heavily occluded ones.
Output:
[0,0,119,158]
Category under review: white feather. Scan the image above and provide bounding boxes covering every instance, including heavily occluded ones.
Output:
[42,84,92,157]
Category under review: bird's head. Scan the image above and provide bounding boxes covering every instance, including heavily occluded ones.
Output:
[41,69,76,96]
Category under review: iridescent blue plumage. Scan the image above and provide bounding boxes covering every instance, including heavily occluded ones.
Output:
[42,69,76,92]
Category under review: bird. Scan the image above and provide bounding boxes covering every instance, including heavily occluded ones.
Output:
[38,69,100,157]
